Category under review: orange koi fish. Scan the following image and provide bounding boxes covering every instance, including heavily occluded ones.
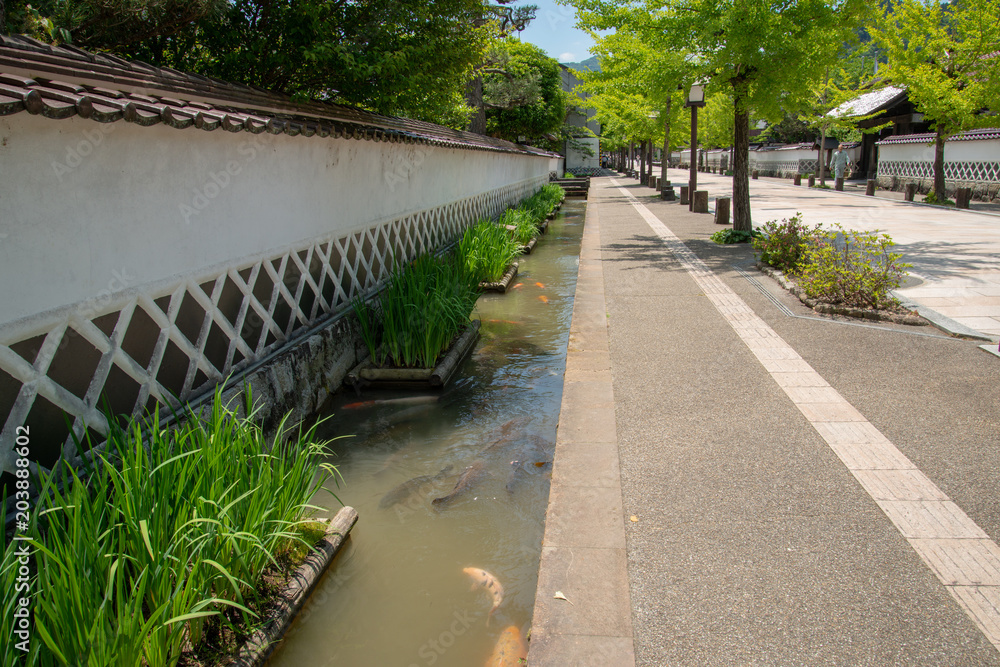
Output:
[485,626,528,666]
[511,283,523,289]
[538,295,548,303]
[534,282,545,288]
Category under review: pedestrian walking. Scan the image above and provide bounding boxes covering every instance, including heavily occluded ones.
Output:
[831,143,851,179]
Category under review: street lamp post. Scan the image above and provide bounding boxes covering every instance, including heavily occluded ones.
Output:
[686,82,705,211]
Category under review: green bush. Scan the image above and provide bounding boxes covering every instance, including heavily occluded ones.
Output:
[796,224,911,310]
[751,214,819,273]
[1,389,339,666]
[922,190,955,206]
[710,228,761,244]
[500,208,540,247]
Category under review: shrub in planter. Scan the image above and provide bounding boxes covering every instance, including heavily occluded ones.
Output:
[710,228,761,244]
[751,214,820,273]
[796,224,911,310]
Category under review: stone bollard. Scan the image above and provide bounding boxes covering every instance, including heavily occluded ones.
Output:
[794,174,802,186]
[693,190,709,213]
[661,182,676,201]
[808,175,816,188]
[680,186,690,205]
[651,176,660,190]
[904,183,917,201]
[715,197,731,225]
[752,170,759,180]
[835,177,844,191]
[866,179,876,196]
[956,187,972,209]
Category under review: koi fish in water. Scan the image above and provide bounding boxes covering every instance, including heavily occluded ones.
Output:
[486,626,528,666]
[534,282,545,288]
[463,567,504,625]
[538,295,548,304]
[342,395,439,410]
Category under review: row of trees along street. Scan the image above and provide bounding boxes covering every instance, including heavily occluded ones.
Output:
[3,0,998,221]
[568,0,1000,227]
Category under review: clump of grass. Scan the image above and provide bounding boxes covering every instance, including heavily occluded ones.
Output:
[499,208,540,248]
[1,387,340,667]
[522,184,564,221]
[353,253,479,369]
[456,218,521,281]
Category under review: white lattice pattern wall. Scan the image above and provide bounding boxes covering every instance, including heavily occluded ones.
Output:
[0,176,543,475]
[878,160,1000,184]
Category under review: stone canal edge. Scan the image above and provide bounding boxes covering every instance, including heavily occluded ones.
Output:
[526,201,638,665]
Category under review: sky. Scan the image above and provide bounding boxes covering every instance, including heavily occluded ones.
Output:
[516,0,597,63]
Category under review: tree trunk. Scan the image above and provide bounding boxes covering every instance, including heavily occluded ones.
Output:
[640,139,646,183]
[1,0,6,35]
[661,99,671,186]
[732,97,751,231]
[465,75,486,134]
[934,132,946,201]
[818,125,827,187]
[647,140,653,182]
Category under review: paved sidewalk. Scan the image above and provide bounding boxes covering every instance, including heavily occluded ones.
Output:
[666,167,1000,339]
[529,176,1000,666]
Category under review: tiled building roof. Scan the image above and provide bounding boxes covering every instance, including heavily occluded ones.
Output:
[877,128,1000,145]
[0,34,558,157]
[827,86,907,118]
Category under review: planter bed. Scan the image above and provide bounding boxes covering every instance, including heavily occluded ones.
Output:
[522,237,538,254]
[758,264,927,326]
[345,320,481,389]
[229,506,359,666]
[480,262,519,293]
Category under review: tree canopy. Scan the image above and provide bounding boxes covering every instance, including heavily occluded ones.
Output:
[870,0,1000,200]
[5,0,502,127]
[482,38,566,147]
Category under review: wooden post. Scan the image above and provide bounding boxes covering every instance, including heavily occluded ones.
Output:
[835,177,844,191]
[956,187,972,209]
[715,197,731,225]
[752,169,759,180]
[866,179,876,196]
[693,190,709,213]
[680,186,690,205]
[904,183,916,201]
[794,174,802,186]
[808,175,816,188]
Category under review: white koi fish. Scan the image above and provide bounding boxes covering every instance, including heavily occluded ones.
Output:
[463,567,504,625]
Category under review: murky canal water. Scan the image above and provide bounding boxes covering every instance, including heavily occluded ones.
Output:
[267,200,586,667]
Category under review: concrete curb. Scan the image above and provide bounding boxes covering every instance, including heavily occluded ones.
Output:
[526,197,636,666]
[891,291,999,342]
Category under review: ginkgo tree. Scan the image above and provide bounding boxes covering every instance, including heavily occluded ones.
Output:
[567,0,868,230]
[576,24,694,187]
[871,0,1000,203]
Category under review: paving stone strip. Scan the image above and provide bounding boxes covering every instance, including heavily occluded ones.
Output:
[611,178,1000,654]
[527,202,637,666]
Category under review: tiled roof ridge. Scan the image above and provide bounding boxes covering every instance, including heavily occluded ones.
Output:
[0,34,559,157]
[877,128,1000,145]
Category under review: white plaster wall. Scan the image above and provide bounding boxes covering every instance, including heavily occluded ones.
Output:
[566,137,600,171]
[0,114,550,327]
[878,138,1000,163]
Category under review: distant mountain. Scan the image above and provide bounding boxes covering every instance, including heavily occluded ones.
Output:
[562,56,600,73]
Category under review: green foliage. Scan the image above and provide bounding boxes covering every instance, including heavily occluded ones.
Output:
[1,387,339,666]
[8,0,489,127]
[797,224,911,310]
[711,228,761,244]
[922,190,955,206]
[564,172,575,178]
[752,214,820,272]
[483,38,566,146]
[457,218,522,282]
[352,254,480,369]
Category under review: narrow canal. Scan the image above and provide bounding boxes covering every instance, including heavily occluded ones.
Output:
[267,199,586,666]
